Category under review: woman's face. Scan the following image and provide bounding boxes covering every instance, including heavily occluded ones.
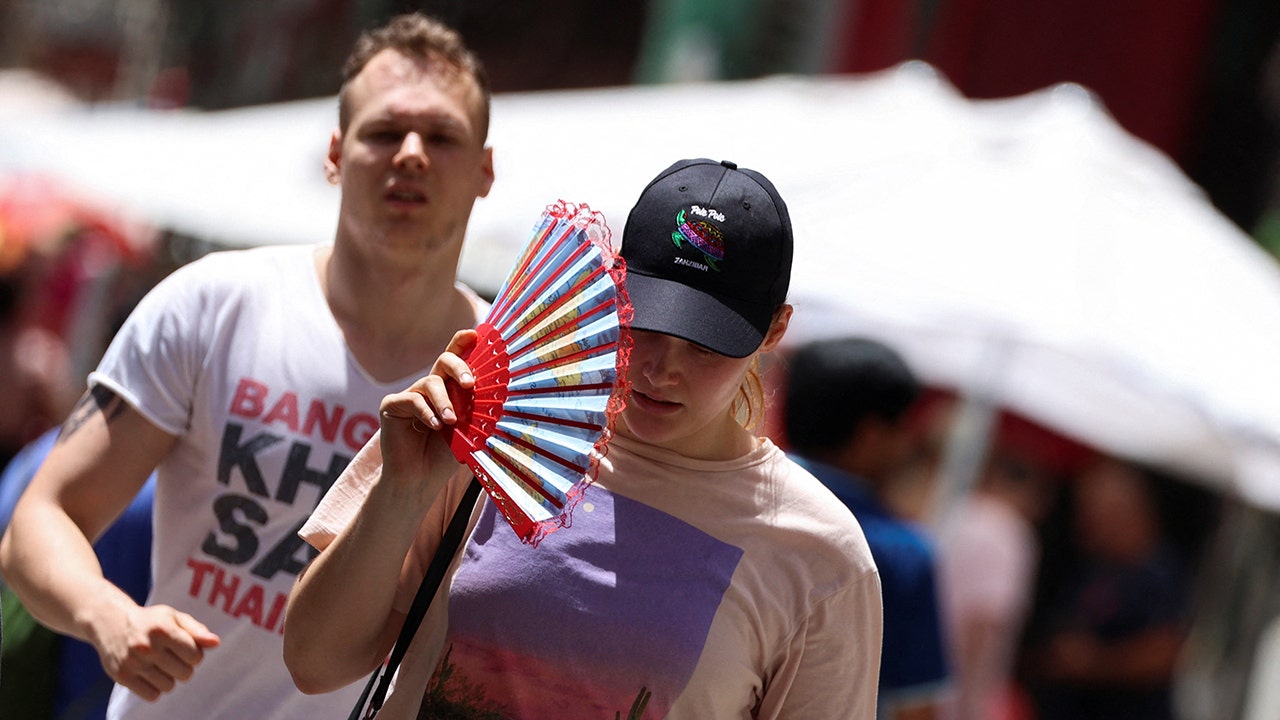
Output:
[616,307,791,461]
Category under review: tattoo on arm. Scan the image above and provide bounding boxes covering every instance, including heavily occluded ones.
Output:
[58,386,128,443]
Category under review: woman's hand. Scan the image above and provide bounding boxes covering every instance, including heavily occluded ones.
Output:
[377,329,478,493]
[286,329,484,694]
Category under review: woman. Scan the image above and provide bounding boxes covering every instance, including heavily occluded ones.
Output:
[284,159,883,719]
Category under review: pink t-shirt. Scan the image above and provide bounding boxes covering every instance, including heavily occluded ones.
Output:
[302,433,883,719]
[938,493,1038,720]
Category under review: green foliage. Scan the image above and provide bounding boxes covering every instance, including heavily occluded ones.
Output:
[416,645,506,720]
[615,686,651,720]
[0,586,57,720]
[418,645,654,720]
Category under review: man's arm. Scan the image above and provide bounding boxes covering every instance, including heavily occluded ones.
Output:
[0,386,220,701]
[1039,624,1185,686]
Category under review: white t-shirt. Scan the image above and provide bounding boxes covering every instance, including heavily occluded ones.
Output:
[90,244,486,720]
[303,433,884,719]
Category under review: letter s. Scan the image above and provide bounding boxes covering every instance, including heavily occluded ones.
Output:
[201,494,267,565]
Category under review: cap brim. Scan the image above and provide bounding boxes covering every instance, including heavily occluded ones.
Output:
[624,272,765,358]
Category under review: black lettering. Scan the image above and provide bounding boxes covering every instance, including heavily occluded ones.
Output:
[218,423,282,497]
[201,494,267,564]
[251,517,317,580]
[275,441,350,505]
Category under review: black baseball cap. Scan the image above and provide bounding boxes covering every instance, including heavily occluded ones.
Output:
[620,158,793,358]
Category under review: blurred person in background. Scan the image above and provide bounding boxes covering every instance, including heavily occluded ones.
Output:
[0,175,161,472]
[0,12,495,719]
[784,336,949,720]
[1024,456,1191,720]
[0,267,77,469]
[934,437,1057,720]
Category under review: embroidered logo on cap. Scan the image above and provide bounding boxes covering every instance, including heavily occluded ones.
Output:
[670,206,725,272]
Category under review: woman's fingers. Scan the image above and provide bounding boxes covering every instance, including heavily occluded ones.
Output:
[380,387,439,430]
[377,328,482,437]
[400,354,475,430]
[375,331,483,493]
[445,328,479,357]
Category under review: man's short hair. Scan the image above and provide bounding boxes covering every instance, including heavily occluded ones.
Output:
[337,12,491,140]
[784,337,920,455]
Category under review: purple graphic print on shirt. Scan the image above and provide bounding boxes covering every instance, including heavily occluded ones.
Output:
[432,483,745,719]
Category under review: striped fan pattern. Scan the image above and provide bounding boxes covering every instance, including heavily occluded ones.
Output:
[444,201,631,545]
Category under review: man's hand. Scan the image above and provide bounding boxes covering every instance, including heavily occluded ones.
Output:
[95,604,221,701]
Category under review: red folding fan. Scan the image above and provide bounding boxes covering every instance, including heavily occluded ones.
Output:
[442,201,631,546]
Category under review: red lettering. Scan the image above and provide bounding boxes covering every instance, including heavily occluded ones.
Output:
[343,412,379,451]
[226,377,371,451]
[302,400,344,443]
[262,392,300,432]
[229,379,268,418]
[186,560,292,633]
[186,558,217,596]
[231,584,265,625]
[210,568,241,613]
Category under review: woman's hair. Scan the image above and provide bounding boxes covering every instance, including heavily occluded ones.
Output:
[337,13,491,139]
[731,356,767,432]
[730,306,790,432]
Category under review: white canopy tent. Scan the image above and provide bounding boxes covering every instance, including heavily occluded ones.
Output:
[4,62,1280,510]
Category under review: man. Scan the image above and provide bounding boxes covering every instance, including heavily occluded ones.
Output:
[0,13,494,719]
[784,336,949,720]
[1027,457,1189,720]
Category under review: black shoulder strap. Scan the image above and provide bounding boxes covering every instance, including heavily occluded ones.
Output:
[349,475,483,720]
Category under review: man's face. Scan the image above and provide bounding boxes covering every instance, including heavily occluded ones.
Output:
[328,49,493,253]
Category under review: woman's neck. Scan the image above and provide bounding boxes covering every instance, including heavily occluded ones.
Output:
[615,412,759,462]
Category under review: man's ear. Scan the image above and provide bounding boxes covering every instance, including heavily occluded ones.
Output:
[477,146,495,198]
[324,129,342,185]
